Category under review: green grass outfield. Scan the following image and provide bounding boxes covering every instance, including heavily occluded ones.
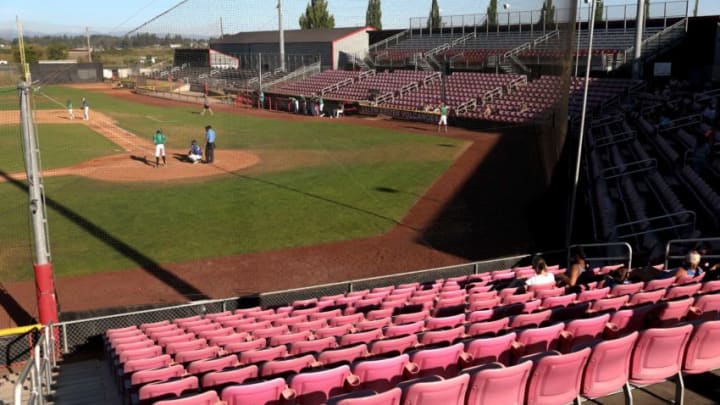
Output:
[0,85,468,282]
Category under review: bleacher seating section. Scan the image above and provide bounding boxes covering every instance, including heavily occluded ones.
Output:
[105,263,720,405]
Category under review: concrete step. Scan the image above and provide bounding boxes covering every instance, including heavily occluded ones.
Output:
[49,359,121,405]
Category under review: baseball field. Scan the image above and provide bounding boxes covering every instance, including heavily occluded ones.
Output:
[0,84,468,286]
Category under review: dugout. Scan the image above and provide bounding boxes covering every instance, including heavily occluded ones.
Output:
[210,27,374,70]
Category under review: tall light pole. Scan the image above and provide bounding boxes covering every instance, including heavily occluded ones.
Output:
[278,0,286,72]
[632,0,646,79]
[567,0,598,247]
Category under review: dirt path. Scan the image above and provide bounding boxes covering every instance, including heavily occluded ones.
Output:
[2,109,260,183]
[0,84,537,328]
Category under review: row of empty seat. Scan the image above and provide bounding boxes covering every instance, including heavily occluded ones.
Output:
[104,263,720,404]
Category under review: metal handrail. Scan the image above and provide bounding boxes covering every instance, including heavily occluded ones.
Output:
[369,30,408,52]
[13,324,55,405]
[593,129,636,148]
[615,211,696,240]
[657,114,702,133]
[622,17,687,66]
[694,88,720,103]
[567,242,633,269]
[664,237,720,269]
[601,158,656,179]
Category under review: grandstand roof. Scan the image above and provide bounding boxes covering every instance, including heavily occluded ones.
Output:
[213,27,372,45]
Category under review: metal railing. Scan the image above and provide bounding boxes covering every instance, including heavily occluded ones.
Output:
[320,77,354,96]
[615,211,696,240]
[665,237,720,269]
[694,88,720,104]
[264,61,321,89]
[620,17,688,68]
[593,129,636,148]
[657,113,702,133]
[568,242,633,269]
[13,325,55,405]
[601,158,657,179]
[369,31,409,52]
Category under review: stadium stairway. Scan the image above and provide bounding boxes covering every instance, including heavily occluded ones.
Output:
[48,358,121,405]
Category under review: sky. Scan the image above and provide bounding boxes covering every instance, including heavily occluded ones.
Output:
[1,0,719,37]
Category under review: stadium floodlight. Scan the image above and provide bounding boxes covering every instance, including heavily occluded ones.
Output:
[503,4,510,10]
[567,0,599,247]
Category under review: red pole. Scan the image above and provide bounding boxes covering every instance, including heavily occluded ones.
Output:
[34,263,58,324]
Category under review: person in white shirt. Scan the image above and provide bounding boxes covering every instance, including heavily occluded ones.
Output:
[525,257,555,286]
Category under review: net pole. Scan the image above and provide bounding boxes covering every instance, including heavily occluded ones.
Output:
[567,0,597,247]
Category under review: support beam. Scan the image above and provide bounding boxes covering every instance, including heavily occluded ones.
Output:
[633,0,646,79]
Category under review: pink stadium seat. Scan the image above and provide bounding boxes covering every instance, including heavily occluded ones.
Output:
[463,332,517,366]
[366,308,394,321]
[534,287,566,300]
[644,277,675,291]
[140,320,170,332]
[309,309,342,322]
[115,339,158,355]
[541,293,576,309]
[369,334,419,356]
[174,346,220,364]
[498,287,518,299]
[220,377,286,405]
[590,295,629,312]
[269,330,312,347]
[340,328,384,346]
[261,353,316,377]
[293,298,319,308]
[664,283,702,300]
[234,320,272,333]
[201,364,259,390]
[466,309,493,323]
[137,375,199,402]
[676,273,705,285]
[291,319,328,333]
[123,354,173,375]
[273,314,308,327]
[351,353,410,392]
[515,322,564,356]
[689,293,720,321]
[165,339,208,356]
[222,337,266,355]
[109,334,149,349]
[467,291,497,302]
[463,360,532,405]
[425,314,465,330]
[186,354,239,376]
[420,325,465,345]
[314,324,354,340]
[525,348,591,405]
[409,342,464,378]
[252,324,289,339]
[233,306,261,316]
[288,365,352,405]
[256,312,289,323]
[385,321,425,338]
[330,387,402,405]
[521,300,542,314]
[576,287,610,303]
[131,364,185,387]
[317,344,368,366]
[610,282,644,297]
[580,331,638,402]
[438,290,466,300]
[503,292,534,306]
[107,325,140,337]
[355,318,391,331]
[290,336,338,355]
[629,289,666,306]
[394,311,429,325]
[683,320,720,374]
[628,324,694,404]
[468,297,501,311]
[330,313,365,327]
[180,319,213,331]
[292,307,322,317]
[118,346,163,364]
[197,327,234,341]
[204,311,231,321]
[560,313,610,352]
[401,373,470,405]
[700,280,720,293]
[239,345,288,365]
[510,309,552,329]
[173,315,202,326]
[653,297,694,327]
[153,390,219,405]
[608,304,658,335]
[466,317,509,337]
[157,333,197,348]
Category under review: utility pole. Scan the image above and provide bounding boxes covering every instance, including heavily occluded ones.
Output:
[278,0,286,71]
[220,17,225,38]
[86,26,92,62]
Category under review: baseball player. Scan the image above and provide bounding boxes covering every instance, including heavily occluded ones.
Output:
[153,129,167,168]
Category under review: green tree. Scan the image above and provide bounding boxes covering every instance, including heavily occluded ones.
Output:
[594,1,604,23]
[427,0,442,30]
[365,0,382,30]
[486,0,497,28]
[46,42,68,60]
[541,0,556,27]
[299,0,335,29]
[13,45,40,63]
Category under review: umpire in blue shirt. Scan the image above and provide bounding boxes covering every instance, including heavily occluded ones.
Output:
[205,125,216,163]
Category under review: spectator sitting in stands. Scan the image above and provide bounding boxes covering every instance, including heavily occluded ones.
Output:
[675,249,720,280]
[525,257,555,287]
[519,102,529,113]
[557,252,601,293]
[603,266,629,289]
[659,115,672,129]
[483,104,495,115]
[693,134,712,175]
[703,102,717,123]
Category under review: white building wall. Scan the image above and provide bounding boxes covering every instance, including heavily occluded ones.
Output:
[333,30,370,69]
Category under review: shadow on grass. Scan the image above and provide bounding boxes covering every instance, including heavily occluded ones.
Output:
[0,169,209,322]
